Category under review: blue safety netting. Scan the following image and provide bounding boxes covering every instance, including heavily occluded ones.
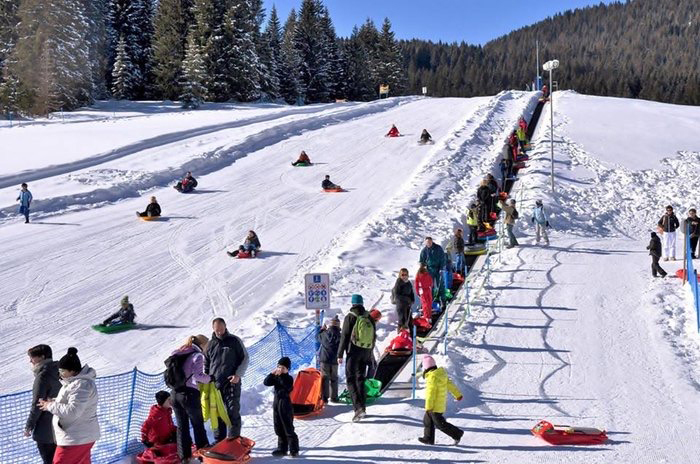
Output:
[0,322,316,464]
[686,229,700,332]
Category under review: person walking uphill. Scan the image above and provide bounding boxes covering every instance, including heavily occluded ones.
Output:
[206,318,249,441]
[264,357,299,457]
[531,199,550,246]
[647,232,667,278]
[419,237,446,305]
[658,205,680,260]
[392,268,415,331]
[25,344,61,464]
[317,316,341,403]
[165,335,211,461]
[418,355,464,446]
[38,348,100,464]
[17,182,33,223]
[499,198,519,248]
[338,294,376,422]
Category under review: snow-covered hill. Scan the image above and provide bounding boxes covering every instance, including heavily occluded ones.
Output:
[2,91,700,463]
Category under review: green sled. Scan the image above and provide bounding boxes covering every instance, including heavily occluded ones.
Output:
[338,378,382,405]
[91,323,137,334]
[292,162,312,167]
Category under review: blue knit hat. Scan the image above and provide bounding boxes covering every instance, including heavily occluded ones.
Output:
[351,294,363,305]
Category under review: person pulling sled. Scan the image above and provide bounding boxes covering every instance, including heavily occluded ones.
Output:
[291,151,311,166]
[174,172,198,193]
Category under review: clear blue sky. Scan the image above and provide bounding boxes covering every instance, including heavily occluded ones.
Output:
[263,0,621,45]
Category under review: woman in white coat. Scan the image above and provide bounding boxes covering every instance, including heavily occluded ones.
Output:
[38,347,100,464]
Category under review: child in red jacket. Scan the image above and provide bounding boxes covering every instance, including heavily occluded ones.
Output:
[141,391,177,448]
[415,264,434,319]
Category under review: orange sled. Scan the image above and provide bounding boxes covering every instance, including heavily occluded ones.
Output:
[323,187,344,193]
[291,368,325,419]
[201,437,255,463]
[675,269,700,281]
[531,420,607,445]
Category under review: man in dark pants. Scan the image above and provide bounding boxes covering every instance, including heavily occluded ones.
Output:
[317,316,341,402]
[338,294,376,422]
[683,209,700,259]
[419,237,447,305]
[25,344,61,464]
[205,318,249,441]
[647,231,667,277]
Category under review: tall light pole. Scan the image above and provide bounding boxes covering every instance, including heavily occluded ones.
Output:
[543,59,559,191]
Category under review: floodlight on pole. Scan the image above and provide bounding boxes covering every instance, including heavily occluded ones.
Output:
[543,59,559,191]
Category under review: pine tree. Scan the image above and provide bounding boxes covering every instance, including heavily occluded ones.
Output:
[0,0,20,78]
[259,5,282,100]
[152,0,193,100]
[223,0,261,101]
[112,34,137,99]
[342,27,375,101]
[192,0,231,101]
[375,18,405,96]
[318,6,342,100]
[108,0,154,98]
[80,0,110,98]
[180,28,206,108]
[279,8,301,104]
[293,0,330,103]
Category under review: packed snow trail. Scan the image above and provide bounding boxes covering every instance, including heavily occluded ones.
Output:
[0,96,491,393]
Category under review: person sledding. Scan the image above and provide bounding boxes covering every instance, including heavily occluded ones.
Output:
[100,296,136,327]
[174,171,198,193]
[291,151,311,166]
[418,355,464,446]
[322,175,342,191]
[419,129,433,144]
[137,196,161,218]
[385,124,400,137]
[227,230,261,258]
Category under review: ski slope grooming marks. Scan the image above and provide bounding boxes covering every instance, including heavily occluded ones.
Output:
[445,92,700,463]
[0,96,484,394]
[0,97,415,221]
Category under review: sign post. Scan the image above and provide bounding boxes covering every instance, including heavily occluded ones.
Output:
[305,273,331,369]
[379,84,390,99]
[422,86,428,96]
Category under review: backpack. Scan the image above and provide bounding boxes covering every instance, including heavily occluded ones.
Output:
[512,208,519,220]
[163,352,192,391]
[350,313,375,349]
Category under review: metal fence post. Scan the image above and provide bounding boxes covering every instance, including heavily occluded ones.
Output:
[466,280,470,317]
[412,325,417,400]
[443,303,448,355]
[123,367,138,455]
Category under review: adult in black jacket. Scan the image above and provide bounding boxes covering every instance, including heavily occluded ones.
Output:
[317,317,341,402]
[657,205,680,260]
[476,181,492,226]
[682,209,700,259]
[337,294,376,421]
[647,232,667,277]
[264,357,299,457]
[137,196,162,217]
[102,295,136,326]
[391,268,415,330]
[205,318,249,441]
[25,344,61,464]
[486,174,499,214]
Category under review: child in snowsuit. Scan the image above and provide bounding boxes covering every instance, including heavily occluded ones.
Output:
[292,151,311,166]
[415,264,434,319]
[264,357,299,457]
[516,127,528,152]
[317,316,341,403]
[102,296,136,326]
[174,172,198,192]
[137,196,161,217]
[418,355,464,446]
[647,232,667,278]
[141,391,177,448]
[531,199,550,245]
[17,182,33,223]
[367,309,382,378]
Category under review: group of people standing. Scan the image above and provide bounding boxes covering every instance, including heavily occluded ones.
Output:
[648,206,700,277]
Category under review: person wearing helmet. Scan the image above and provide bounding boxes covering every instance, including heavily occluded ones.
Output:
[531,199,550,246]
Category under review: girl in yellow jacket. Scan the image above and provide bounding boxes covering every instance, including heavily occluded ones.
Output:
[419,355,464,445]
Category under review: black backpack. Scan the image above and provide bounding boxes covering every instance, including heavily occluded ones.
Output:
[164,352,192,391]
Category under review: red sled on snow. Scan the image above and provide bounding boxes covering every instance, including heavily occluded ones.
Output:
[531,420,607,446]
[136,443,180,464]
[291,368,325,419]
[322,187,344,193]
[477,228,497,241]
[200,436,255,463]
[385,329,413,355]
[413,316,432,331]
[675,269,700,281]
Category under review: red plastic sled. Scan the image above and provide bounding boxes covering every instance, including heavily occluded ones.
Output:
[675,269,700,281]
[323,187,344,193]
[136,443,180,464]
[386,329,413,353]
[201,437,255,463]
[237,250,258,259]
[477,228,497,239]
[531,420,607,446]
[291,368,325,419]
[413,316,432,331]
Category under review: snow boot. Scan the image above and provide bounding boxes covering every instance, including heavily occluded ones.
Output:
[352,409,366,422]
[271,449,287,457]
[418,437,434,445]
[227,250,239,257]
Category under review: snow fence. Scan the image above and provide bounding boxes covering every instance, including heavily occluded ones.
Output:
[0,322,316,464]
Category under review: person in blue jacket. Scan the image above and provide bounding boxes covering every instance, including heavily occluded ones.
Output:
[317,316,341,403]
[530,199,550,246]
[17,182,33,223]
[419,237,446,305]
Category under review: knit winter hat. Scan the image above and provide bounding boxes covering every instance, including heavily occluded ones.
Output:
[277,356,291,370]
[369,309,382,321]
[330,315,340,326]
[58,347,82,373]
[155,390,171,406]
[351,294,363,305]
[121,295,129,305]
[422,355,436,370]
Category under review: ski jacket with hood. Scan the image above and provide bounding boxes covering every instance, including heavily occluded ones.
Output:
[26,359,61,444]
[419,244,446,273]
[317,325,341,365]
[423,367,462,414]
[337,304,376,358]
[532,206,548,225]
[206,331,249,390]
[658,213,679,233]
[46,365,101,446]
[141,404,176,446]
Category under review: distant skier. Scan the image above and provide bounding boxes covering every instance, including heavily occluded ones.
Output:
[531,199,550,246]
[417,355,464,446]
[321,175,340,190]
[291,151,311,166]
[227,230,261,257]
[101,296,136,327]
[174,171,198,193]
[137,196,161,218]
[419,129,432,144]
[499,198,519,248]
[17,182,33,223]
[682,208,700,259]
[657,205,679,260]
[391,268,415,331]
[386,124,400,137]
[647,232,667,278]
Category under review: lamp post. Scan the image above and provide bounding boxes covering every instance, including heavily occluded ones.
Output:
[543,59,559,191]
